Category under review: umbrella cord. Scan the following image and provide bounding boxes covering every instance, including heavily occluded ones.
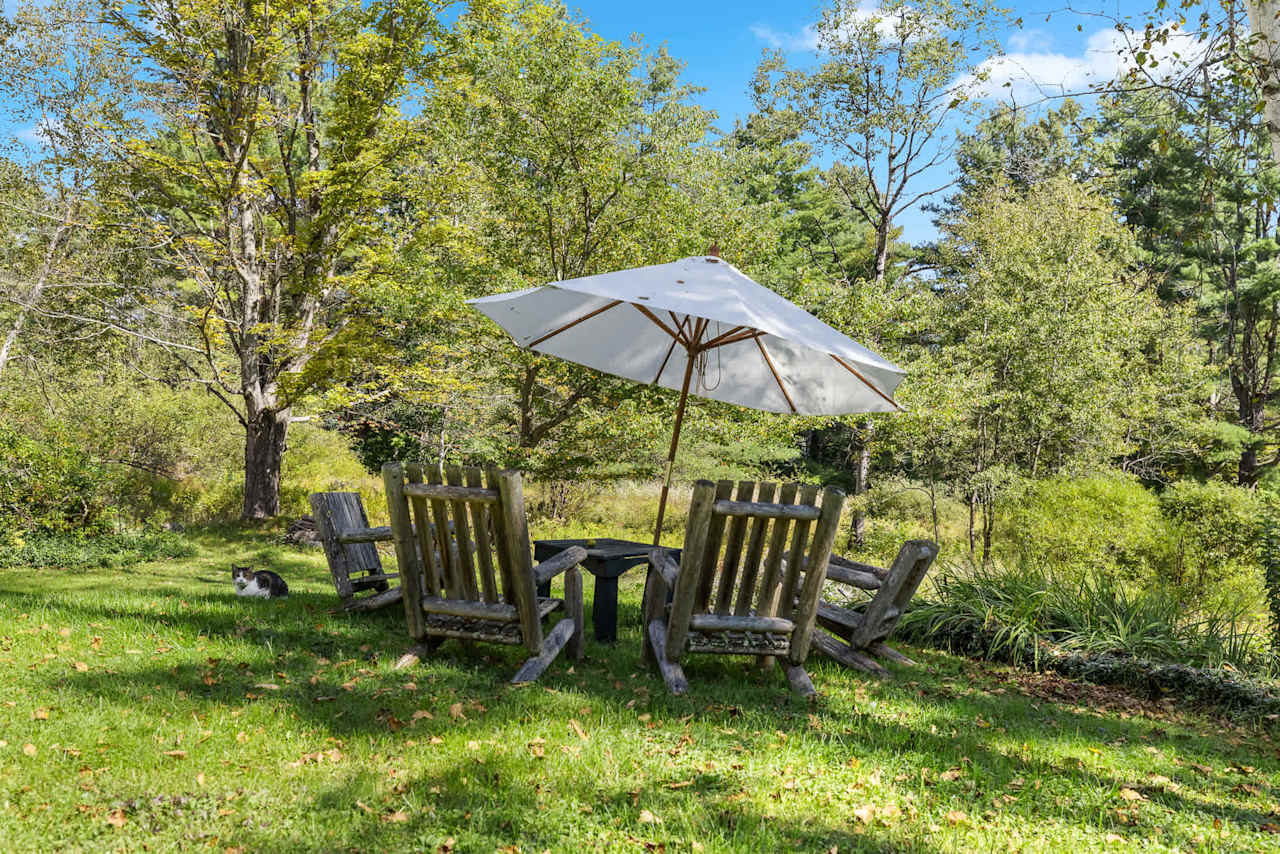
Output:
[697,323,724,393]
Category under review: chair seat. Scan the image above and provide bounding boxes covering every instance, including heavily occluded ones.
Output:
[424,597,563,645]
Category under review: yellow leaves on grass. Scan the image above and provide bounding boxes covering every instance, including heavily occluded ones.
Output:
[288,748,344,768]
[106,809,127,828]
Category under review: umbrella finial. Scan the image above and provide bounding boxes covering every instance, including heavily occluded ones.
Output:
[708,242,720,258]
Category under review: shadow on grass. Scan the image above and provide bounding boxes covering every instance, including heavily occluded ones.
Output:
[7,576,1280,850]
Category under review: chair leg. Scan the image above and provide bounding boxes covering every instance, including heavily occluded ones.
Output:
[394,636,441,670]
[811,630,890,677]
[646,619,688,695]
[870,642,915,665]
[565,567,585,661]
[511,618,575,683]
[781,662,816,699]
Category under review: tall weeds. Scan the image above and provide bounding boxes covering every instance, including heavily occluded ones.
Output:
[899,560,1276,676]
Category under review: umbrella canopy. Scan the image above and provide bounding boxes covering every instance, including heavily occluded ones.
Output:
[470,256,904,415]
[468,254,906,544]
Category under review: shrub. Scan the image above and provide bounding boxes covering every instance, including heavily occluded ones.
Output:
[0,530,193,570]
[899,559,1274,674]
[996,472,1168,583]
[0,425,115,534]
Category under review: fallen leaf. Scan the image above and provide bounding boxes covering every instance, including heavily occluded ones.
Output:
[570,719,589,741]
[382,810,409,823]
[528,738,546,758]
[939,768,963,782]
[196,773,206,787]
[22,743,36,756]
[163,750,187,759]
[254,683,280,691]
[412,710,433,722]
[73,662,88,672]
[355,801,375,814]
[1105,833,1124,843]
[32,708,49,721]
[853,804,876,824]
[429,736,444,745]
[946,810,967,825]
[466,740,480,751]
[1118,788,1146,802]
[449,703,465,720]
[666,780,693,789]
[638,809,661,824]
[106,809,127,828]
[437,838,456,854]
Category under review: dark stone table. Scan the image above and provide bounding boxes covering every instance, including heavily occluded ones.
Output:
[534,538,669,643]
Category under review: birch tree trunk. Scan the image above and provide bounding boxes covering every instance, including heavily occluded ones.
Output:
[0,205,74,379]
[1248,0,1280,165]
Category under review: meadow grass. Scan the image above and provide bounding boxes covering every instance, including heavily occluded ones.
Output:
[0,527,1278,852]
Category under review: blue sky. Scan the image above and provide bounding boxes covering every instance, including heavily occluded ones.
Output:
[4,0,1186,246]
[569,1,1179,245]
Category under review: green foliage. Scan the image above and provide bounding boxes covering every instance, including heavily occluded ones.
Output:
[0,424,112,535]
[1159,480,1267,600]
[0,530,192,570]
[901,559,1272,674]
[998,473,1167,583]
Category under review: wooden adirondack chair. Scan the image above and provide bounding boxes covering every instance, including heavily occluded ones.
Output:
[309,492,402,612]
[811,541,939,676]
[382,462,587,683]
[643,479,845,697]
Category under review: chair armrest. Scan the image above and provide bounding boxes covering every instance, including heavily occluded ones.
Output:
[649,547,679,588]
[825,562,883,591]
[533,546,587,588]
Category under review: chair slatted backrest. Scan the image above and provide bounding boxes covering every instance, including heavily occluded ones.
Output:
[670,479,843,659]
[310,492,382,599]
[383,463,542,654]
[848,540,938,649]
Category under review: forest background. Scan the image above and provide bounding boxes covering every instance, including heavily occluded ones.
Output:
[5,0,1280,673]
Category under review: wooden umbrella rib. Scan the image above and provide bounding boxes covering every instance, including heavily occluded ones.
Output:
[754,336,797,414]
[528,299,623,347]
[652,334,680,385]
[704,328,764,350]
[700,324,749,349]
[830,354,903,411]
[633,303,684,344]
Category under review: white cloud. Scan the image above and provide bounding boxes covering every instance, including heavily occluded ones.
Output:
[750,23,820,53]
[750,1,914,54]
[960,23,1207,102]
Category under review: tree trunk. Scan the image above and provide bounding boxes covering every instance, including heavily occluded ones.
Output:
[1249,0,1280,166]
[242,403,290,520]
[1238,392,1267,486]
[872,219,891,287]
[853,437,871,547]
[0,209,73,379]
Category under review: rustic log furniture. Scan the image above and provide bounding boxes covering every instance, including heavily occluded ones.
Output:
[533,538,665,642]
[382,462,587,683]
[309,492,402,613]
[812,541,939,675]
[642,479,845,697]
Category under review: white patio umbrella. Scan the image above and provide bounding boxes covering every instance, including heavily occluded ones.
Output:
[468,254,906,545]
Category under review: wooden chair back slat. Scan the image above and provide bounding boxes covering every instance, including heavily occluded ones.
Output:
[779,484,819,620]
[382,463,426,639]
[465,467,500,603]
[310,492,382,599]
[756,482,797,617]
[734,482,776,615]
[788,487,846,662]
[405,463,441,599]
[696,479,735,609]
[424,467,460,598]
[486,467,518,603]
[495,470,542,653]
[713,480,755,614]
[444,465,480,601]
[665,480,718,656]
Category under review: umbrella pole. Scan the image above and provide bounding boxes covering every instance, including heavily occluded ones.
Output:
[652,352,697,547]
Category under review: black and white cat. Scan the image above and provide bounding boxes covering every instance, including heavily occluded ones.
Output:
[232,565,289,599]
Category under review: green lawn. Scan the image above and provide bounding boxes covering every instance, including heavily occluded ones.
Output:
[1,528,1278,853]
